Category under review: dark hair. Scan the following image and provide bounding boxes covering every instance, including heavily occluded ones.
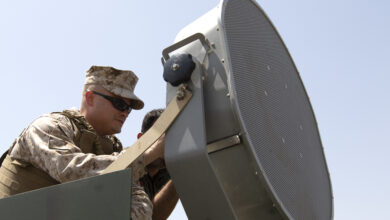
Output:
[141,108,164,133]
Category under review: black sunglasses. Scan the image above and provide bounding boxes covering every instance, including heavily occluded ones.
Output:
[92,91,132,112]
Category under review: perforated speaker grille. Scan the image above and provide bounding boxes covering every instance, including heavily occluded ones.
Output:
[222,0,332,219]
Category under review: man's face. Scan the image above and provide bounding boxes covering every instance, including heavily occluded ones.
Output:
[87,89,132,136]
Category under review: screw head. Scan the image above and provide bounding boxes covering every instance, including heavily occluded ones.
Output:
[171,63,180,71]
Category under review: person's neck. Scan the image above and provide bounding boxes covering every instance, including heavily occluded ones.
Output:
[80,109,105,136]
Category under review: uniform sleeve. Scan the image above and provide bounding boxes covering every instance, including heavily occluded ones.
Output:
[131,180,153,220]
[9,114,146,182]
[9,114,152,220]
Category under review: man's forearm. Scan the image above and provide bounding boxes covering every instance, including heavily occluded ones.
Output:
[152,180,179,220]
[144,136,165,166]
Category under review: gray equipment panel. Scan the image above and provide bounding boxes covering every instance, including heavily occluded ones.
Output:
[164,0,333,219]
[165,62,237,219]
[0,169,132,220]
[223,1,332,219]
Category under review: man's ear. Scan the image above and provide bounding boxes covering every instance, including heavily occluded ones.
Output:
[137,132,143,139]
[85,91,94,106]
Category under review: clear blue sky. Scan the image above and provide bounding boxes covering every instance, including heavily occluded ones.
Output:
[0,0,389,219]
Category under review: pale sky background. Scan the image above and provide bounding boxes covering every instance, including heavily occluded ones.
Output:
[0,0,389,219]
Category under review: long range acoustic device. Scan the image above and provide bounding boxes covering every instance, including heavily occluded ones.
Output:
[163,0,333,219]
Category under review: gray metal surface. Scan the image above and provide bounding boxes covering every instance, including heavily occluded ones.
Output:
[222,0,333,219]
[207,135,241,153]
[164,0,333,219]
[165,62,237,220]
[208,142,284,220]
[0,169,132,220]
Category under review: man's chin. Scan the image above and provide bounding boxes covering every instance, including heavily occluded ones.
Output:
[111,120,124,134]
[112,126,122,134]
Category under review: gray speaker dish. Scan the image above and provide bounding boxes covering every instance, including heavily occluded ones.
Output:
[164,0,333,219]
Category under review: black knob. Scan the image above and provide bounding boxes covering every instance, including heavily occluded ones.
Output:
[163,53,196,87]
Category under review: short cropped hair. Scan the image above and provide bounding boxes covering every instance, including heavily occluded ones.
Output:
[141,108,164,133]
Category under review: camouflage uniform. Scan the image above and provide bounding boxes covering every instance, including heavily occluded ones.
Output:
[1,66,152,220]
[9,110,152,220]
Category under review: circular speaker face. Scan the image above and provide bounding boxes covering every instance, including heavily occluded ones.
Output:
[222,0,332,219]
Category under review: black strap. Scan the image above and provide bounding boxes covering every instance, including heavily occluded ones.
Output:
[0,150,9,167]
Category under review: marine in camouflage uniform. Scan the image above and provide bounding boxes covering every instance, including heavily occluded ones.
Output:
[0,66,158,220]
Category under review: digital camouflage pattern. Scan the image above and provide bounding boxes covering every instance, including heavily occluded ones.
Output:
[85,66,144,110]
[9,111,152,220]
